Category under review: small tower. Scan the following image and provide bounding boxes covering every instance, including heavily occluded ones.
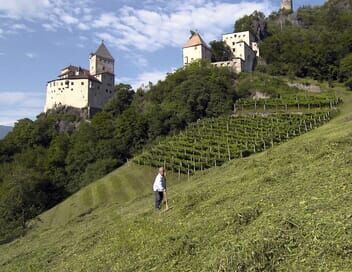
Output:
[89,41,114,76]
[182,32,211,66]
[281,0,293,12]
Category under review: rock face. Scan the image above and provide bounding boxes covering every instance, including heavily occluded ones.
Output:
[252,91,271,99]
[45,106,90,134]
[252,16,268,42]
[287,82,322,93]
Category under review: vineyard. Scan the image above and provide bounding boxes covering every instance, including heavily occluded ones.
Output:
[235,93,341,113]
[134,94,341,177]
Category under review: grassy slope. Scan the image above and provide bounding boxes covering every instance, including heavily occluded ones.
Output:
[38,163,184,227]
[1,85,352,271]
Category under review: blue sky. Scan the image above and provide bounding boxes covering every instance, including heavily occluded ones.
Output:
[0,0,325,126]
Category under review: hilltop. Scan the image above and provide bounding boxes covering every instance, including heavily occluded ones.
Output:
[0,83,351,271]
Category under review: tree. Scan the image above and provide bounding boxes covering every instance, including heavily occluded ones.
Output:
[340,53,352,80]
[0,165,52,240]
[234,11,267,41]
[103,84,134,117]
[209,40,233,62]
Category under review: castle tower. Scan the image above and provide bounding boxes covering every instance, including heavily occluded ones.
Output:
[281,0,293,12]
[89,41,114,76]
[182,32,211,66]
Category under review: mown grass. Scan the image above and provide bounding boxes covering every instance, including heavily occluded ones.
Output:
[0,84,352,271]
[37,163,184,228]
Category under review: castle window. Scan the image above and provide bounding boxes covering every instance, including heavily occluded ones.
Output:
[194,46,197,50]
[81,82,84,85]
[71,88,73,91]
[233,49,235,52]
[71,82,74,85]
[232,42,235,45]
[106,89,108,93]
[61,82,63,86]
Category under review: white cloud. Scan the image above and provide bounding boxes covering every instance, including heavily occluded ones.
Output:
[12,23,29,30]
[25,52,36,59]
[61,14,79,24]
[0,91,44,126]
[0,0,93,34]
[0,0,50,19]
[0,1,275,52]
[118,70,169,90]
[92,0,274,52]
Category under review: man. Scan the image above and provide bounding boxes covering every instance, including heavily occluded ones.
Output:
[153,167,166,210]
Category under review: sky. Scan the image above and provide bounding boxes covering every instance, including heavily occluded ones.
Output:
[0,0,325,126]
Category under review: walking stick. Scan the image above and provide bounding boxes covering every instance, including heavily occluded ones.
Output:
[163,190,169,211]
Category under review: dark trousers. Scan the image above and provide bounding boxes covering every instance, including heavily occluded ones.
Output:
[154,191,164,209]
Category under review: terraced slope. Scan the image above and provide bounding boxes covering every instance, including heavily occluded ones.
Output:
[134,93,340,175]
[38,163,184,227]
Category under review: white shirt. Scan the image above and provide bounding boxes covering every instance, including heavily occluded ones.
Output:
[153,173,166,192]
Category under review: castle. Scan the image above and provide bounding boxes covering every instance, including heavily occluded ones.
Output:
[281,0,293,11]
[44,42,115,116]
[183,31,259,73]
[44,1,291,115]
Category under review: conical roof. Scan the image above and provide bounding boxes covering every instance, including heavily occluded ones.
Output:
[183,32,210,49]
[94,41,114,60]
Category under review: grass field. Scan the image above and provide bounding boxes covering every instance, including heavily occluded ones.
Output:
[37,163,184,228]
[0,83,352,271]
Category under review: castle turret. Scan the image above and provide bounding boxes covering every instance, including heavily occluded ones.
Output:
[89,41,114,76]
[183,32,212,66]
[281,0,293,12]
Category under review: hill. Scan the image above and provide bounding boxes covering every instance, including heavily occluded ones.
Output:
[38,163,184,227]
[0,62,238,240]
[0,126,12,139]
[0,83,351,271]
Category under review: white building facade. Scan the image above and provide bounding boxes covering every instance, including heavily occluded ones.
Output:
[44,42,115,116]
[182,31,259,73]
[183,32,212,66]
